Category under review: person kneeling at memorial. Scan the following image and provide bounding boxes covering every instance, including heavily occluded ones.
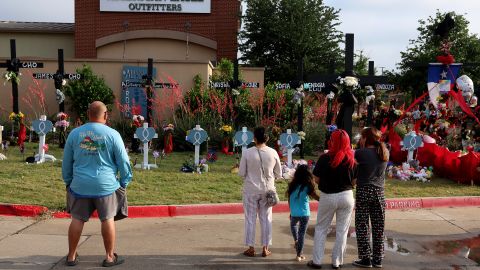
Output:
[62,101,132,267]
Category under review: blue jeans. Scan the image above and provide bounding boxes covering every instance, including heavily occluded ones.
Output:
[290,216,309,256]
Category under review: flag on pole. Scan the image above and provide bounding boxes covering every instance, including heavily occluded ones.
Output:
[427,63,462,108]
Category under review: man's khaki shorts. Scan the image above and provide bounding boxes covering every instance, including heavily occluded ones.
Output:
[66,187,128,222]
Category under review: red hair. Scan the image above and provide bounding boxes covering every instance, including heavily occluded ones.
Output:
[328,129,355,169]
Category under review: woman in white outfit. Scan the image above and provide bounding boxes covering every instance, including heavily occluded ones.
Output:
[239,126,282,257]
[308,129,357,269]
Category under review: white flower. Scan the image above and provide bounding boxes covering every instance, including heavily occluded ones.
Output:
[62,79,67,86]
[297,131,306,140]
[231,89,240,96]
[326,91,335,100]
[343,76,359,88]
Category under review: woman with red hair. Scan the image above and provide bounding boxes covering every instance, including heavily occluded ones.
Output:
[307,129,356,269]
[353,127,389,268]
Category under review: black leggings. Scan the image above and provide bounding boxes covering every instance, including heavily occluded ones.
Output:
[355,185,385,261]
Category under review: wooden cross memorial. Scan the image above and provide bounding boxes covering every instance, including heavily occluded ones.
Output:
[141,58,179,125]
[306,34,394,135]
[134,123,158,170]
[32,115,56,163]
[0,39,44,113]
[234,127,254,154]
[279,129,301,168]
[186,125,208,168]
[33,49,81,112]
[401,131,424,162]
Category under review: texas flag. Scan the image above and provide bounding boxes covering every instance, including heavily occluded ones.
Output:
[427,63,462,108]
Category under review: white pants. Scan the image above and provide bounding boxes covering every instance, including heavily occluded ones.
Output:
[243,193,272,247]
[312,190,354,266]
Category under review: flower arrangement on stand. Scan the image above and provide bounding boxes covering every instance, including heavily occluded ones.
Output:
[219,125,233,155]
[163,123,174,154]
[3,71,21,85]
[8,112,25,146]
[55,112,70,148]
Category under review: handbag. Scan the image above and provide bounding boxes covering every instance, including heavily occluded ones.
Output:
[257,148,279,207]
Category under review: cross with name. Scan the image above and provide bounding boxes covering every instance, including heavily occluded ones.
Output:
[32,115,56,163]
[306,33,393,137]
[141,58,179,125]
[234,127,254,154]
[133,122,158,170]
[0,39,44,113]
[33,49,81,113]
[186,125,208,167]
[279,129,301,168]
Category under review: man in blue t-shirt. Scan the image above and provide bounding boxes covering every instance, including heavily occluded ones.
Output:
[62,101,132,267]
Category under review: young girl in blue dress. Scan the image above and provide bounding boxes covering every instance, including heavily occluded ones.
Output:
[287,164,319,261]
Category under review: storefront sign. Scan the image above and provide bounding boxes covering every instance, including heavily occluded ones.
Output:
[100,0,211,14]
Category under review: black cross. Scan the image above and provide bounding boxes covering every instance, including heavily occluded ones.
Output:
[0,39,44,113]
[33,49,81,113]
[306,33,393,138]
[144,58,154,126]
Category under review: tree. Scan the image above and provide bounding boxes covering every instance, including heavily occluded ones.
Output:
[354,50,371,76]
[239,0,343,83]
[64,64,115,121]
[397,11,480,98]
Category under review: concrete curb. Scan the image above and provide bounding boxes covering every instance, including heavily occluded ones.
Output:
[2,196,480,218]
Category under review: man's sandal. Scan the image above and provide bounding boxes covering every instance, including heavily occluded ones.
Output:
[243,248,256,257]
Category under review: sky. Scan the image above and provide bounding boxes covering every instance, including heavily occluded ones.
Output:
[1,0,480,73]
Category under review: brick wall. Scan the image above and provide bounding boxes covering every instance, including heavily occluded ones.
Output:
[75,0,239,60]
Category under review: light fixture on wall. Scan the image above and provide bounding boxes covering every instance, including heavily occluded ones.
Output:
[184,21,192,60]
[122,20,129,60]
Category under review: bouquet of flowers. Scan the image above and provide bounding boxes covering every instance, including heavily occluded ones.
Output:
[297,131,306,140]
[163,123,175,154]
[3,71,21,85]
[9,112,24,122]
[163,123,174,132]
[340,76,359,90]
[55,112,70,128]
[219,125,233,155]
[220,125,233,134]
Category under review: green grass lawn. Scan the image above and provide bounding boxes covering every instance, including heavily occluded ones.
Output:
[0,142,479,211]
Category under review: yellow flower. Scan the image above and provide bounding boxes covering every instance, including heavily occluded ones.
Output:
[220,125,233,133]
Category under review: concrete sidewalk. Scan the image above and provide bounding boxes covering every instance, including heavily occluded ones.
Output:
[0,207,479,270]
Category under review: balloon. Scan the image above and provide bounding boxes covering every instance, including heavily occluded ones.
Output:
[423,135,436,144]
[456,75,474,94]
[464,91,473,101]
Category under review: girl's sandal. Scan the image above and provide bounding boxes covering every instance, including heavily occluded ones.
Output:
[243,248,256,257]
[262,250,272,257]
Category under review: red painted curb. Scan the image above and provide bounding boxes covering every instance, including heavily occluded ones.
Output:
[0,204,48,217]
[2,196,480,218]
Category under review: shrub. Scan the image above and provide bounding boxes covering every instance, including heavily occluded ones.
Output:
[64,64,115,122]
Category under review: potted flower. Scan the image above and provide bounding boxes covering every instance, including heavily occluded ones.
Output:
[55,112,70,148]
[163,123,174,154]
[219,125,233,155]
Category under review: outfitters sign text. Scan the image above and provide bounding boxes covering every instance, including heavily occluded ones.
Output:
[100,0,211,13]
